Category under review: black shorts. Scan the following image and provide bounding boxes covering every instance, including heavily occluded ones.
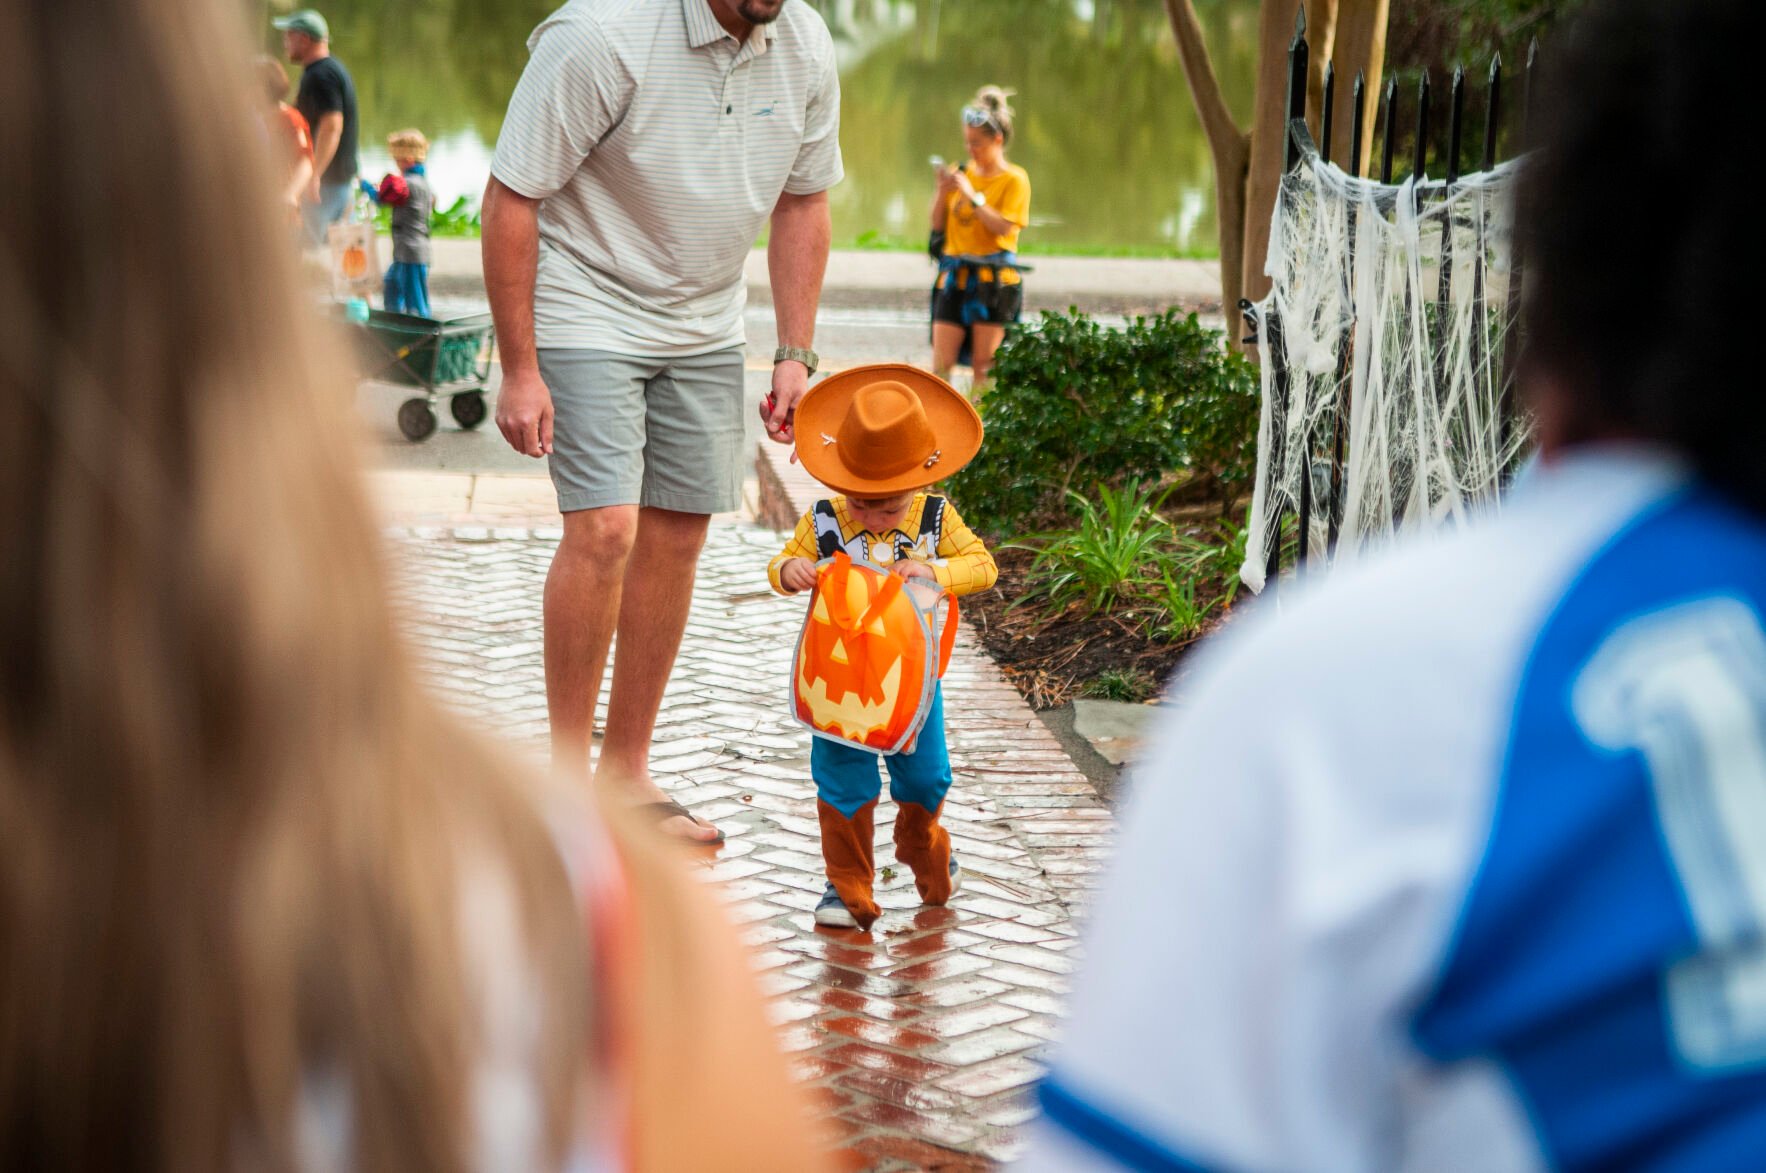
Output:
[930,275,1024,327]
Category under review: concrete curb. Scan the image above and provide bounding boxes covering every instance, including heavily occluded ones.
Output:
[425,237,1224,316]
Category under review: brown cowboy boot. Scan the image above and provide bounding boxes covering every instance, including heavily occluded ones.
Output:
[892,800,954,905]
[817,798,881,928]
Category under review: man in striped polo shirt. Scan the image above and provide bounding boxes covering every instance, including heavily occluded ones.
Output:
[483,0,840,841]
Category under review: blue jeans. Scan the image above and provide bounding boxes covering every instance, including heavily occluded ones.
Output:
[811,685,952,818]
[302,181,353,248]
[383,262,431,318]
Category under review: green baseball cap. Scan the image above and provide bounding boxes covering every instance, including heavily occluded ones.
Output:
[272,9,329,41]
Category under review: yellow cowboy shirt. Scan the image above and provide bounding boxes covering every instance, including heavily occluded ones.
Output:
[768,494,998,597]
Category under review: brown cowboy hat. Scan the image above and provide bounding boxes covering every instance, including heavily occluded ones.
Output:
[794,364,983,497]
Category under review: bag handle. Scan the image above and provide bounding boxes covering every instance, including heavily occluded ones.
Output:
[818,552,905,634]
[936,594,959,678]
[815,552,854,627]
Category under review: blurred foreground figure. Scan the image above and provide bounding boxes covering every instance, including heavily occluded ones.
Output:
[0,0,824,1170]
[1022,1,1766,1169]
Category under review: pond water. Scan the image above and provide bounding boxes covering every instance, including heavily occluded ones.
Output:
[281,0,1258,255]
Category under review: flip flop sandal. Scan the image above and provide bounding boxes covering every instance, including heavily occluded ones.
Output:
[641,799,726,846]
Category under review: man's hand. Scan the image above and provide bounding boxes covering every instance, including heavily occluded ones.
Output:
[767,188,828,444]
[891,559,936,581]
[765,361,810,444]
[779,557,818,593]
[496,366,554,457]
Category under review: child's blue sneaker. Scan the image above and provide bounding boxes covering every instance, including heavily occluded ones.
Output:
[815,882,858,928]
[949,856,962,895]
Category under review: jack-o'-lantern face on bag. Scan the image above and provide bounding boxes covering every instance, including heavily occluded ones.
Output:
[793,554,955,754]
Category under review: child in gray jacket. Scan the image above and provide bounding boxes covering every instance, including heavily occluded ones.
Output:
[368,128,433,317]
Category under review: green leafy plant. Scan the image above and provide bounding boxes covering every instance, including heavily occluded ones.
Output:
[1011,484,1175,616]
[1079,668,1155,703]
[1148,567,1217,643]
[374,195,482,239]
[946,308,1259,535]
[1172,520,1250,609]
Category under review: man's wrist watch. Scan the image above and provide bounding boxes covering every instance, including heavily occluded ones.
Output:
[774,346,818,375]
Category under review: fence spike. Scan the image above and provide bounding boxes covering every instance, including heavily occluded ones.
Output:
[1350,71,1367,179]
[1412,70,1431,182]
[1283,6,1310,171]
[1293,1,1307,41]
[1321,61,1336,163]
[1380,77,1399,183]
[1446,65,1466,184]
[1483,55,1503,172]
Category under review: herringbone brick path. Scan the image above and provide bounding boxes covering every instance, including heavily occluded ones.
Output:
[386,522,1113,1171]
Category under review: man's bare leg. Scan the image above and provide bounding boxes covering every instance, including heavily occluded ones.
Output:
[598,506,719,842]
[544,505,639,777]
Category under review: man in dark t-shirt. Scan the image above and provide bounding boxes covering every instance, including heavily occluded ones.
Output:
[275,9,358,247]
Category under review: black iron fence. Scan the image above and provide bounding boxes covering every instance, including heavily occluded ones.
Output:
[1245,8,1537,591]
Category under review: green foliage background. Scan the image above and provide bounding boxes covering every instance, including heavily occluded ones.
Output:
[261,0,1262,255]
[946,309,1259,536]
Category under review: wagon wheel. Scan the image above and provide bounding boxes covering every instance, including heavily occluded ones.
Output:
[398,397,438,442]
[449,391,488,430]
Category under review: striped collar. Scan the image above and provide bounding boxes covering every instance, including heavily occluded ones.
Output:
[831,494,928,545]
[683,0,780,50]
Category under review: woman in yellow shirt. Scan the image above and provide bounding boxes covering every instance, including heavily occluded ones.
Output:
[929,85,1032,390]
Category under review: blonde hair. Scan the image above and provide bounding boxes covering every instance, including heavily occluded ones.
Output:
[0,0,590,1168]
[969,84,1017,144]
[387,127,429,162]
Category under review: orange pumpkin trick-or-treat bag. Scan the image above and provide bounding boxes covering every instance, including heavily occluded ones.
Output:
[792,552,958,755]
[327,219,380,301]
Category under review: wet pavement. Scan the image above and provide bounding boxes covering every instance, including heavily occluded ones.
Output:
[384,517,1115,1170]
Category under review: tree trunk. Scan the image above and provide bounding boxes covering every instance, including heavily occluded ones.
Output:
[1328,0,1389,172]
[1307,0,1338,119]
[1241,0,1306,308]
[1213,134,1251,349]
[1162,0,1255,350]
[1163,0,1387,348]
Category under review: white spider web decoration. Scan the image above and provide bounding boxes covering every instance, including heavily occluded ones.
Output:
[1242,152,1531,594]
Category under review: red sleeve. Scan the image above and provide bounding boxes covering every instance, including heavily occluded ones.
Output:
[378,173,411,206]
[279,105,313,164]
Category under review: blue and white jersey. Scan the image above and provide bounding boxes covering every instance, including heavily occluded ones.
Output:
[1021,447,1766,1172]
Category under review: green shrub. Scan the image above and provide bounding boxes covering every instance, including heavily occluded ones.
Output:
[1011,484,1175,617]
[947,308,1259,535]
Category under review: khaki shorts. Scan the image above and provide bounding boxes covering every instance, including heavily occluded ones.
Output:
[537,346,745,514]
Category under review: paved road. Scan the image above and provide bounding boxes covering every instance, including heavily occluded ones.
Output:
[387,520,1112,1169]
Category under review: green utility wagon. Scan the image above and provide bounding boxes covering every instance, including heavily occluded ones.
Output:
[340,308,496,442]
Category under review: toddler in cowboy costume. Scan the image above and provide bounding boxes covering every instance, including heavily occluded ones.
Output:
[769,365,998,929]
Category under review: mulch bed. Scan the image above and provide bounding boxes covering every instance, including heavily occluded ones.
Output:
[965,546,1229,710]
